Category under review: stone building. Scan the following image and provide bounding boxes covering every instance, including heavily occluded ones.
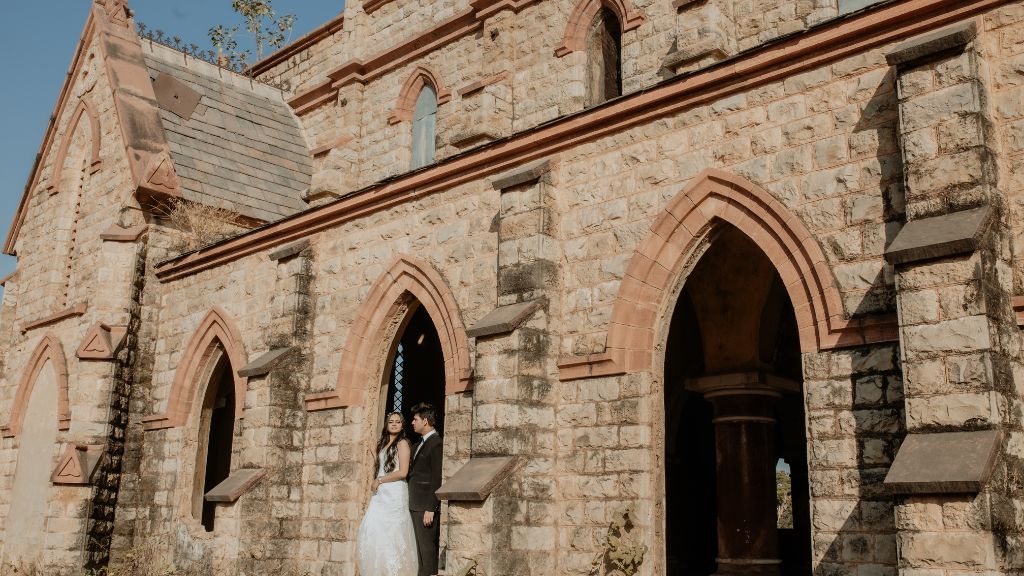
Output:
[1,0,1023,574]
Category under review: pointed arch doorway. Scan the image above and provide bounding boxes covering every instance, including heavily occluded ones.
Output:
[380,302,447,438]
[663,225,811,576]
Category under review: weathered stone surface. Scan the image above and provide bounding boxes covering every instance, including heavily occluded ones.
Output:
[885,430,1001,494]
[237,347,295,377]
[491,158,553,190]
[885,206,991,265]
[436,457,520,501]
[467,300,544,338]
[205,469,267,503]
[886,22,978,67]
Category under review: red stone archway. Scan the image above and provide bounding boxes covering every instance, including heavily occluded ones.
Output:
[1,334,71,438]
[554,0,645,57]
[387,66,452,125]
[306,256,472,411]
[49,98,102,195]
[558,169,897,380]
[142,307,248,430]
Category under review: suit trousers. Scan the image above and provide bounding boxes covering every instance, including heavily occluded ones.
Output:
[410,509,440,576]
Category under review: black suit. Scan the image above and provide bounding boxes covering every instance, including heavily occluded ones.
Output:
[408,431,442,576]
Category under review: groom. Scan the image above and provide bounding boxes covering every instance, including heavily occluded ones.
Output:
[409,403,442,576]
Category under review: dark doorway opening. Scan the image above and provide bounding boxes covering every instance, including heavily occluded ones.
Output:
[198,353,236,532]
[386,304,446,438]
[663,225,811,576]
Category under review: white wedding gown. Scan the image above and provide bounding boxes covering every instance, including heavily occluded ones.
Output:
[356,447,419,576]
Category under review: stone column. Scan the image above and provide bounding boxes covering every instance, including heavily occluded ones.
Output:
[688,372,797,576]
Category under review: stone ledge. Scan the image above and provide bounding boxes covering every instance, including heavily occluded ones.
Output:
[885,21,977,67]
[467,300,543,338]
[21,302,88,333]
[205,469,267,503]
[269,239,310,261]
[491,158,552,190]
[436,456,520,501]
[100,224,148,242]
[237,347,295,377]
[884,206,990,266]
[451,127,501,148]
[662,39,728,75]
[884,429,1001,494]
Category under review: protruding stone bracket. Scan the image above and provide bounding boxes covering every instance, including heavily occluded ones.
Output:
[269,239,311,262]
[51,444,104,485]
[152,73,202,120]
[661,40,728,76]
[491,158,553,190]
[671,0,706,9]
[467,300,544,339]
[884,206,991,266]
[237,347,295,378]
[884,429,1001,494]
[205,468,267,503]
[885,21,977,68]
[100,224,148,242]
[436,456,521,501]
[76,322,128,360]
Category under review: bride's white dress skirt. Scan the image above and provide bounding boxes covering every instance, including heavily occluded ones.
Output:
[356,468,418,575]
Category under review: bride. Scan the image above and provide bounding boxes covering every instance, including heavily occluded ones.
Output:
[356,411,419,576]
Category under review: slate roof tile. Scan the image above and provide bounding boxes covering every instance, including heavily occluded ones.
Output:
[143,44,312,223]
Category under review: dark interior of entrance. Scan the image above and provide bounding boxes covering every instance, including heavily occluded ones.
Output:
[664,225,811,576]
[199,353,236,532]
[386,304,446,438]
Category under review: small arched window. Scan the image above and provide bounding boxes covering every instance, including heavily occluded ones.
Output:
[586,7,622,106]
[410,86,438,170]
[192,351,237,532]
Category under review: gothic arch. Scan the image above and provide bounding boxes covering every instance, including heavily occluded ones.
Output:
[142,307,248,430]
[48,99,101,194]
[554,0,645,57]
[387,66,452,125]
[1,334,70,438]
[307,256,472,411]
[560,169,896,380]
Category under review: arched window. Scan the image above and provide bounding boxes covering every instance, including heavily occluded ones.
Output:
[382,304,446,436]
[410,86,438,170]
[586,7,622,106]
[191,351,237,532]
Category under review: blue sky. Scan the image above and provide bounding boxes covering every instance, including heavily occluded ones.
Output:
[0,1,343,298]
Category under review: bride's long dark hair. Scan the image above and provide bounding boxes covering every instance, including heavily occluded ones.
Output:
[374,411,408,476]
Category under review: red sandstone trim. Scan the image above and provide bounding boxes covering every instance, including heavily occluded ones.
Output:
[4,14,97,255]
[554,0,646,57]
[457,71,509,97]
[142,307,248,431]
[558,170,900,381]
[388,66,453,125]
[249,15,346,78]
[21,302,88,334]
[1,334,71,438]
[306,256,473,412]
[47,99,102,195]
[1013,296,1024,327]
[156,0,1004,285]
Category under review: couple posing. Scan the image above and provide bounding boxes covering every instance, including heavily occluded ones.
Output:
[356,403,442,576]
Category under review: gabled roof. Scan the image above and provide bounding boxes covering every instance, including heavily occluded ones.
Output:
[142,43,312,222]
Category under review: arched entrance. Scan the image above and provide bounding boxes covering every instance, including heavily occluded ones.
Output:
[380,303,447,439]
[664,225,811,576]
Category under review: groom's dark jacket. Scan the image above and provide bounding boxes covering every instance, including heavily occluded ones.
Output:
[408,432,442,512]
